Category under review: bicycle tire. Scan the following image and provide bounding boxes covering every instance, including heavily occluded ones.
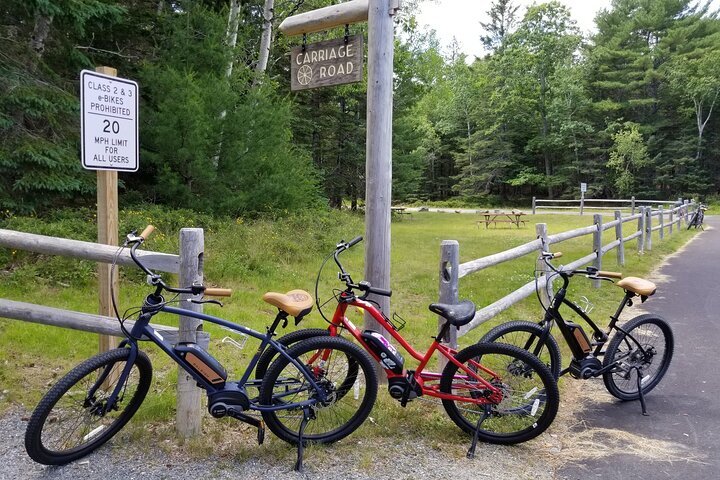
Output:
[259,336,377,445]
[479,321,562,379]
[25,348,152,465]
[254,328,330,379]
[603,314,673,401]
[440,342,559,445]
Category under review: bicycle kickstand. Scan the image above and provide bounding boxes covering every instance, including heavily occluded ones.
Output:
[467,405,492,459]
[294,407,314,472]
[633,366,649,416]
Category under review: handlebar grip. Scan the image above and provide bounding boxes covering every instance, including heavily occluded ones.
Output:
[552,252,563,258]
[597,271,623,279]
[204,288,232,297]
[368,286,392,297]
[347,236,363,248]
[140,225,155,240]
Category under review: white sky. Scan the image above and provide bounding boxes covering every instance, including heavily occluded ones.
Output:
[417,1,720,59]
[415,0,613,58]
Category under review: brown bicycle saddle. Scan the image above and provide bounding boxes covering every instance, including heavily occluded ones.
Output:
[262,289,314,319]
[616,277,657,297]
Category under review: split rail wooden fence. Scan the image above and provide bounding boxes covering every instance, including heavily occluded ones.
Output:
[438,201,698,350]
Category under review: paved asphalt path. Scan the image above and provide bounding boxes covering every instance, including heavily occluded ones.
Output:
[560,215,719,479]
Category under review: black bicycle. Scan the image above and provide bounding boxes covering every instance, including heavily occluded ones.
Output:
[24,226,377,471]
[480,251,673,415]
[687,203,707,230]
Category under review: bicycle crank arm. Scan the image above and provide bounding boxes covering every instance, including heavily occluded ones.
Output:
[227,409,265,445]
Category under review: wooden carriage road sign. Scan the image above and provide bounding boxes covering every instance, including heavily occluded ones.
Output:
[290,35,364,91]
[80,69,139,172]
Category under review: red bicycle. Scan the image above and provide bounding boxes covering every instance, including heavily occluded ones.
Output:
[256,237,559,452]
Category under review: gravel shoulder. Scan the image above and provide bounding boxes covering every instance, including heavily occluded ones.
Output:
[0,406,559,480]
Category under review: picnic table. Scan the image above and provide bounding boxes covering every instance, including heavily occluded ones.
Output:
[477,210,526,229]
[391,207,412,219]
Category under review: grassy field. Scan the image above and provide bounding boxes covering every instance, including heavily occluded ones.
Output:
[0,208,698,450]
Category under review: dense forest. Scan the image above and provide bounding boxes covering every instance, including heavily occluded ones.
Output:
[1,0,719,216]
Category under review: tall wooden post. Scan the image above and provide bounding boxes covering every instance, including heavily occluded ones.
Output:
[536,223,553,303]
[592,214,603,288]
[438,240,459,369]
[96,66,119,355]
[364,0,396,340]
[176,228,205,437]
[579,191,585,215]
[637,206,645,254]
[532,196,536,215]
[614,210,625,266]
[645,208,653,251]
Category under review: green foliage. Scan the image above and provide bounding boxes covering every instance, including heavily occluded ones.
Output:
[606,122,651,196]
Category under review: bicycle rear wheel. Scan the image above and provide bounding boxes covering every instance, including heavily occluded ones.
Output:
[25,348,152,465]
[440,342,559,445]
[479,320,562,379]
[259,336,377,445]
[603,314,673,401]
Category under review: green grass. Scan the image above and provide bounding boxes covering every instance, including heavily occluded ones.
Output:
[0,208,698,445]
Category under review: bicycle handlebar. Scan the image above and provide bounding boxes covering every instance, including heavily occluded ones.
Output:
[204,288,233,297]
[125,227,231,298]
[542,252,622,280]
[331,237,392,298]
[140,225,155,240]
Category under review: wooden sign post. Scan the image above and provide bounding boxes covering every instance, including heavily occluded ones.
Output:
[280,0,398,346]
[80,65,139,353]
[95,66,119,354]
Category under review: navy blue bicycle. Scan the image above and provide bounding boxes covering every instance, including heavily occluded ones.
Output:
[24,226,377,471]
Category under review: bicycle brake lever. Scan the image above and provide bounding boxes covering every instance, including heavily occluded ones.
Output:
[189,299,224,307]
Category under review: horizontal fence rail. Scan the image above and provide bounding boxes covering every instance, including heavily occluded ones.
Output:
[532,196,690,216]
[439,200,697,349]
[0,229,180,273]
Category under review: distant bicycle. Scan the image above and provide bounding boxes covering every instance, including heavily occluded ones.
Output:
[687,204,707,230]
[480,251,673,415]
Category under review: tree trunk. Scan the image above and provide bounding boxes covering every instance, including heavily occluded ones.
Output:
[29,12,53,59]
[255,0,275,79]
[225,0,242,78]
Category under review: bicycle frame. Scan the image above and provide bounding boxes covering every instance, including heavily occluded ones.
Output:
[535,268,650,377]
[103,304,327,414]
[324,292,504,405]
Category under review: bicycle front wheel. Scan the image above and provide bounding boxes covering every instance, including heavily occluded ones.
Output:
[603,314,673,401]
[259,336,377,445]
[479,320,562,379]
[440,342,559,445]
[25,348,152,465]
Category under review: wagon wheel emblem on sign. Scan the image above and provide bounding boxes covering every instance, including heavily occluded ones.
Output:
[297,65,313,85]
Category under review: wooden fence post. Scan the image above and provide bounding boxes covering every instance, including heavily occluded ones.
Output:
[176,228,205,438]
[580,192,585,216]
[536,223,553,302]
[631,196,636,215]
[669,208,674,235]
[637,206,645,254]
[438,240,459,368]
[96,65,119,355]
[659,205,665,240]
[532,196,536,215]
[645,207,653,251]
[614,210,625,266]
[593,214,603,288]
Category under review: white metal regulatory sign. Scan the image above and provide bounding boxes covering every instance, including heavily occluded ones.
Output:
[80,69,139,172]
